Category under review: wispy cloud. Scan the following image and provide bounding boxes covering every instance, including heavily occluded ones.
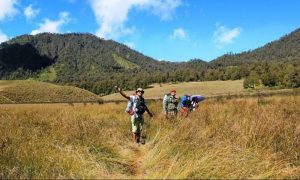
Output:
[146,0,182,21]
[24,4,40,20]
[31,12,70,35]
[88,0,182,39]
[213,24,242,48]
[0,0,19,21]
[170,28,187,40]
[124,41,136,49]
[0,29,9,43]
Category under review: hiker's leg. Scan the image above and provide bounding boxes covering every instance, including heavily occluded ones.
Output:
[181,107,188,117]
[132,133,136,142]
[136,116,144,143]
[131,115,138,142]
[136,133,140,143]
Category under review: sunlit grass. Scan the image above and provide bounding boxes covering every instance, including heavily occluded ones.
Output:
[102,80,245,101]
[1,95,299,178]
[0,80,102,103]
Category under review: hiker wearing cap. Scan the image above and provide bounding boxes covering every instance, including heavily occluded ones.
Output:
[180,95,192,117]
[163,90,178,119]
[116,86,153,144]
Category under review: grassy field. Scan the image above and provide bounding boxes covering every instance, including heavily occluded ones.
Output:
[0,80,102,104]
[102,80,245,101]
[1,95,299,178]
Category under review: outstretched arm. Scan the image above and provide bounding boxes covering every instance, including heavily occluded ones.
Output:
[115,86,130,100]
[146,106,153,117]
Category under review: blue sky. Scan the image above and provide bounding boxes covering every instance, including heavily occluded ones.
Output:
[0,0,300,62]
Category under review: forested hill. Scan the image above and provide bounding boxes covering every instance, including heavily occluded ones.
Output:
[0,28,300,95]
[0,33,207,94]
[0,33,182,74]
[210,28,300,67]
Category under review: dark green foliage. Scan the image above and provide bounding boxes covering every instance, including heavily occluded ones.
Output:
[243,72,260,89]
[0,43,53,78]
[283,71,300,88]
[210,28,300,67]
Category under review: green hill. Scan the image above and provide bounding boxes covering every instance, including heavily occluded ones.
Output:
[0,80,102,103]
[0,29,300,94]
[0,33,207,94]
[210,28,300,67]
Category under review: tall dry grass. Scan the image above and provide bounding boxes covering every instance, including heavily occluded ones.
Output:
[143,95,300,178]
[0,103,137,179]
[0,80,102,103]
[0,95,300,178]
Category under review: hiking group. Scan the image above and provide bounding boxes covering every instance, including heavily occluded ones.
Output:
[163,90,205,118]
[116,86,204,144]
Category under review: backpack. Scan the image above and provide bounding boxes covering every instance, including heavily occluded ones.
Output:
[135,98,147,115]
[191,95,205,103]
[180,95,191,108]
[163,93,171,108]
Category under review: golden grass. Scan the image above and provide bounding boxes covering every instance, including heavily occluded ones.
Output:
[143,95,300,178]
[102,80,300,101]
[0,80,14,91]
[0,103,138,178]
[102,80,245,101]
[0,80,102,103]
[1,95,300,178]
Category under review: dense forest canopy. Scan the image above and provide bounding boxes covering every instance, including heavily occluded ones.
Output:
[0,28,300,95]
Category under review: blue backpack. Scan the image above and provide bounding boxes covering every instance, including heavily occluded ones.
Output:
[180,95,191,108]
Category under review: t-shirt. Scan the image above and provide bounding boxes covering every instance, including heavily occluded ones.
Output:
[126,95,146,116]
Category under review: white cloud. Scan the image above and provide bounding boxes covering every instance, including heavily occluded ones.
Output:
[146,0,182,21]
[213,24,242,48]
[31,12,70,35]
[24,4,40,20]
[88,0,182,39]
[0,0,19,21]
[0,29,9,43]
[124,41,136,49]
[170,28,187,39]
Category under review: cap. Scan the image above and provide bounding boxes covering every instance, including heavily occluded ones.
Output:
[136,88,144,92]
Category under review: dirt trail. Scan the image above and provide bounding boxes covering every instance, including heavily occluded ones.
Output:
[128,144,148,179]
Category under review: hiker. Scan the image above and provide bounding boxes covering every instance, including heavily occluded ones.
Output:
[116,86,153,144]
[180,95,192,117]
[191,95,205,111]
[163,90,178,119]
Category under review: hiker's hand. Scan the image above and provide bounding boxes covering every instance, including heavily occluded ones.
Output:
[115,86,122,92]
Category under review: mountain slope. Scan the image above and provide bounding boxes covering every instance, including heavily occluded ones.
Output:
[0,28,300,94]
[0,33,208,94]
[1,33,173,75]
[210,28,300,67]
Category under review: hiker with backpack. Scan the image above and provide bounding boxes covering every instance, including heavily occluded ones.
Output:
[180,95,192,117]
[116,86,153,144]
[163,90,179,119]
[191,95,205,111]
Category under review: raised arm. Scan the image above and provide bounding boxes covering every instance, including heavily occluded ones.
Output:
[115,86,130,100]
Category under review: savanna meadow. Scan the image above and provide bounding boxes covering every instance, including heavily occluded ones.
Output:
[1,80,300,179]
[1,0,300,179]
